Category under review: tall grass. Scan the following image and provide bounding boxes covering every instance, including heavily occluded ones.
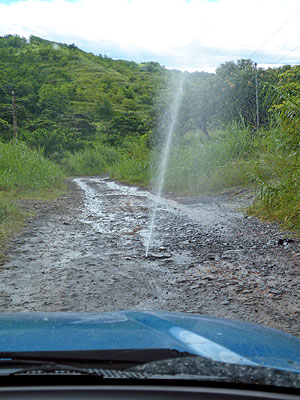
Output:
[0,141,64,191]
[62,137,151,185]
[0,141,65,260]
[108,136,150,185]
[160,123,276,195]
[0,193,23,263]
[0,194,19,223]
[61,145,120,176]
[249,71,300,230]
[249,123,300,230]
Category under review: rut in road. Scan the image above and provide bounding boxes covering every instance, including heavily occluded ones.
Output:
[0,177,299,337]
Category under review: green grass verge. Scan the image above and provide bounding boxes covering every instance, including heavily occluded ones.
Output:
[248,157,300,231]
[0,141,65,191]
[0,141,66,261]
[159,125,276,195]
[108,137,150,185]
[0,194,25,264]
[62,136,150,186]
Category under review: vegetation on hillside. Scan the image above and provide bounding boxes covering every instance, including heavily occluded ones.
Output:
[0,34,163,159]
[1,34,300,231]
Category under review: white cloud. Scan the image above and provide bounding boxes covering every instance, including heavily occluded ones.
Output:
[0,0,300,70]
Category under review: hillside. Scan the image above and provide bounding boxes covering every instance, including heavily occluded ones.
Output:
[0,34,165,157]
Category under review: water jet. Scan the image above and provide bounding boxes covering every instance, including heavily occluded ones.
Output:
[145,74,184,257]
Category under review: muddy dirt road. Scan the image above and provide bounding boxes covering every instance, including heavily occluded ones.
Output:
[1,177,299,337]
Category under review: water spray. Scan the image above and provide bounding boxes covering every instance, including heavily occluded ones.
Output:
[145,74,185,257]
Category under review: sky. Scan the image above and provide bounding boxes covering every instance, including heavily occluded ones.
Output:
[0,0,300,72]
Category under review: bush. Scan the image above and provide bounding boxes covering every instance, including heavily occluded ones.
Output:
[62,136,150,185]
[157,123,261,195]
[61,145,120,176]
[249,70,300,230]
[23,127,83,159]
[0,141,64,191]
[108,136,150,185]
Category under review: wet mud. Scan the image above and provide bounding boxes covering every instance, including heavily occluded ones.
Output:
[1,177,299,337]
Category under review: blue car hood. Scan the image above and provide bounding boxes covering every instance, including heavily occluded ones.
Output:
[0,311,299,373]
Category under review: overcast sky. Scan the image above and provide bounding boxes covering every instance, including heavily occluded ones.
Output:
[0,0,300,72]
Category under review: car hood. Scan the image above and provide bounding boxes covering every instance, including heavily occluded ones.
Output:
[0,311,299,373]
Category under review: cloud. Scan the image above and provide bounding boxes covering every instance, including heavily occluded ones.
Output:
[0,0,300,70]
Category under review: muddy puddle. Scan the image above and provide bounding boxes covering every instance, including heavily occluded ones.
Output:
[1,177,299,337]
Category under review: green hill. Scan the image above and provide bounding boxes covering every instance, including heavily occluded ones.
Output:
[0,34,165,157]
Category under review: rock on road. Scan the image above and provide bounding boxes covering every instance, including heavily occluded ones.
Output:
[1,176,299,337]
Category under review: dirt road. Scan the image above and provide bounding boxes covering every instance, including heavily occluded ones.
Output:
[1,176,299,337]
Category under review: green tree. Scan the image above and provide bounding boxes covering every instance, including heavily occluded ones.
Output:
[253,65,300,228]
[0,118,12,141]
[24,127,82,159]
[1,34,27,48]
[179,72,215,140]
[38,84,69,115]
[105,112,149,145]
[271,65,300,148]
[215,59,257,126]
[95,98,114,120]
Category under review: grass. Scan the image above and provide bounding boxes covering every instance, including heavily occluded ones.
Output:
[60,125,286,211]
[152,123,300,230]
[1,120,297,257]
[108,137,150,185]
[0,141,66,261]
[249,153,300,231]
[158,124,276,195]
[61,145,120,176]
[242,120,300,231]
[62,136,151,185]
[0,193,25,264]
[0,141,65,191]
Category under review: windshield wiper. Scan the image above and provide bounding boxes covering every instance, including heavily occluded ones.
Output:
[0,359,103,377]
[1,356,300,388]
[0,349,195,377]
[0,348,194,365]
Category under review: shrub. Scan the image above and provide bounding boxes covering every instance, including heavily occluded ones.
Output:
[61,145,120,176]
[0,141,64,191]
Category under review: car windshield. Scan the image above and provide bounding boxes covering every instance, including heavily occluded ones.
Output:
[0,0,299,390]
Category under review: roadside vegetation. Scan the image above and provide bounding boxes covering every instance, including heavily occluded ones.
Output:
[0,141,64,260]
[61,145,120,177]
[0,193,22,263]
[162,123,274,195]
[0,141,64,191]
[1,34,300,234]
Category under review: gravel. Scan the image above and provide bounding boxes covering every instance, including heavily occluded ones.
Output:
[1,176,299,338]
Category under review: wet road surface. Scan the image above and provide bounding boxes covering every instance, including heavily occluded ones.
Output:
[1,177,299,337]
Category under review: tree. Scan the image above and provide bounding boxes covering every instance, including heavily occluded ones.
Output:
[179,73,215,140]
[1,34,27,48]
[271,65,300,146]
[38,84,69,115]
[59,114,96,140]
[104,112,149,145]
[0,118,12,141]
[24,127,82,159]
[95,98,114,120]
[215,59,257,126]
